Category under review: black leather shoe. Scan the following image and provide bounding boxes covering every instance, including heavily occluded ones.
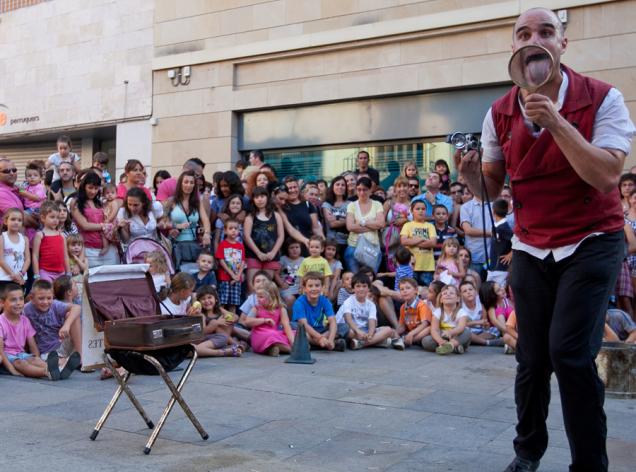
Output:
[503,457,540,472]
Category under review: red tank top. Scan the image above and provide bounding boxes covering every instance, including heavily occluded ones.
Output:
[38,233,66,272]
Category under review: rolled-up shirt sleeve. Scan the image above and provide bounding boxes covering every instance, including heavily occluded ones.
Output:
[480,107,504,164]
[592,88,635,155]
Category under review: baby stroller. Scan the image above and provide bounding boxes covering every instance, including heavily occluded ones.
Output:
[124,237,175,274]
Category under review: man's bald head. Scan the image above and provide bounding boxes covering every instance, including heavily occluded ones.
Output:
[514,8,565,40]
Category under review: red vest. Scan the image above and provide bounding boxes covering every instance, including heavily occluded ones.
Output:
[491,65,624,248]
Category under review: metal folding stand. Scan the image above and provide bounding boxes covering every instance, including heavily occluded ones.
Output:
[90,346,209,454]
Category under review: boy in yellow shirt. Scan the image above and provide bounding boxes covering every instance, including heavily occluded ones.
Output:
[400,200,437,286]
[298,236,333,295]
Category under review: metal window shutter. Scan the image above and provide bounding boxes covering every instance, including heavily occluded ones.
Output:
[0,142,81,182]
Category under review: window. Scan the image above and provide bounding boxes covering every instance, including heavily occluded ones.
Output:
[260,139,457,187]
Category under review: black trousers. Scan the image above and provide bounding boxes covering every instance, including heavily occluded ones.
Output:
[509,231,623,472]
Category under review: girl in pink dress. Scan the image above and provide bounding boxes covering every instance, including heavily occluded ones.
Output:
[244,281,294,356]
[479,281,514,337]
[434,238,465,286]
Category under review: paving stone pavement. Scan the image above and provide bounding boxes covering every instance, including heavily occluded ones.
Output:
[1,346,635,471]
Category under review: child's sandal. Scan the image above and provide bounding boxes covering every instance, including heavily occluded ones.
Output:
[223,345,242,357]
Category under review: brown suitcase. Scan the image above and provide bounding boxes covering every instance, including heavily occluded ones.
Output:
[104,316,203,351]
[85,265,204,350]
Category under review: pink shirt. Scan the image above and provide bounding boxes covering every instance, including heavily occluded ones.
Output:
[0,181,24,220]
[0,313,36,355]
[156,177,177,202]
[116,183,153,202]
[23,183,46,210]
[80,206,105,249]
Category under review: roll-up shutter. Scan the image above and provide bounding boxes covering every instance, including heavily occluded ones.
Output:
[0,142,81,181]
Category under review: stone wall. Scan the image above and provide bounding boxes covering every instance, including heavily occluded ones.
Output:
[151,0,636,175]
[0,0,154,138]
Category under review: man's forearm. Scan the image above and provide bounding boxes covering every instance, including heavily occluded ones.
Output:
[551,118,624,193]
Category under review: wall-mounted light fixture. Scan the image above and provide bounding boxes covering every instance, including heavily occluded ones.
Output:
[168,66,191,87]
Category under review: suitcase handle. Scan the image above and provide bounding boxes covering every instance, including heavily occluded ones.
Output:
[163,326,197,337]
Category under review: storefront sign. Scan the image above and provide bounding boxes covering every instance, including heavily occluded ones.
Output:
[0,104,40,128]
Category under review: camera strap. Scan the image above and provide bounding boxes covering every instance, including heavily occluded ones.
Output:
[478,150,497,271]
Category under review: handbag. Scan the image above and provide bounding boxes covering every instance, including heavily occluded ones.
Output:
[170,202,206,270]
[354,233,381,268]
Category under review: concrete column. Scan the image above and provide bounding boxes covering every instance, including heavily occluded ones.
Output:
[115,120,152,186]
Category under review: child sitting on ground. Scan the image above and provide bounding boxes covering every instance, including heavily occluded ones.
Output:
[194,249,217,290]
[460,280,501,346]
[0,283,72,380]
[421,284,471,355]
[503,310,518,354]
[194,285,244,357]
[25,278,82,376]
[337,273,393,350]
[356,265,403,330]
[395,277,432,348]
[337,271,354,309]
[297,235,333,295]
[426,280,445,312]
[603,308,636,343]
[292,272,343,351]
[145,250,171,296]
[159,272,200,316]
[244,281,294,356]
[479,281,512,337]
[276,240,304,310]
[53,275,78,304]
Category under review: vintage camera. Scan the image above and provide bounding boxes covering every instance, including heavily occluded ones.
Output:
[446,132,480,152]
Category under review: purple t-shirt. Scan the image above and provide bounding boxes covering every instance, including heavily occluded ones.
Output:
[0,313,36,355]
[23,300,69,354]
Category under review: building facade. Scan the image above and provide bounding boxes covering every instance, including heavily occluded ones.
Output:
[1,0,634,185]
[0,0,154,178]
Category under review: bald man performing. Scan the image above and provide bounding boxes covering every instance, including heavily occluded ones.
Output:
[458,8,635,472]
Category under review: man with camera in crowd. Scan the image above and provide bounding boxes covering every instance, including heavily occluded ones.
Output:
[457,7,634,472]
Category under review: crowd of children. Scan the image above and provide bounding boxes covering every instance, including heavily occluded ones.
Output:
[1,140,635,381]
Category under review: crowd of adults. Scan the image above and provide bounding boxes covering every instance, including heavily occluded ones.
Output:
[1,141,635,315]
